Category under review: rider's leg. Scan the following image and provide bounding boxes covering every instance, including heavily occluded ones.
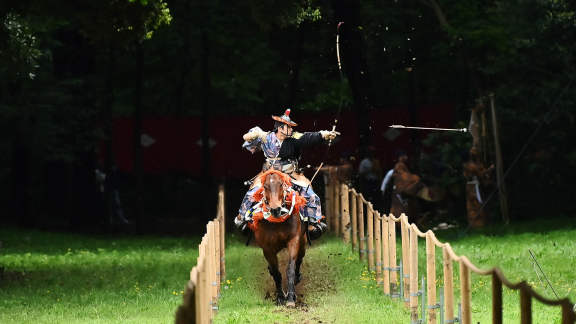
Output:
[299,185,327,239]
[235,186,259,230]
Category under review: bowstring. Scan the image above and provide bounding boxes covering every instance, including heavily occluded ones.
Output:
[306,21,346,191]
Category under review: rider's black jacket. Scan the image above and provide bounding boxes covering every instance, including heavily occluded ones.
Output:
[278,132,324,161]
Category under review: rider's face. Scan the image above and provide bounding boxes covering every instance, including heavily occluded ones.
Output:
[280,124,293,137]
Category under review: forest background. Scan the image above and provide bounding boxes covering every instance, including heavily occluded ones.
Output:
[1,0,574,233]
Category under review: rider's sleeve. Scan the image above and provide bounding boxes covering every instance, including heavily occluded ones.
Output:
[242,126,265,153]
[295,132,324,147]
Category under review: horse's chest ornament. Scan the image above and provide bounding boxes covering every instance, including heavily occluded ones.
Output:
[247,187,307,230]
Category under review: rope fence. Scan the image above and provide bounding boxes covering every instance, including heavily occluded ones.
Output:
[324,177,576,324]
[175,184,226,324]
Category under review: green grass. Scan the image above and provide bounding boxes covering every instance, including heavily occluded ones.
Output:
[2,218,575,324]
[215,233,409,324]
[0,228,200,324]
[216,219,576,323]
[432,219,576,323]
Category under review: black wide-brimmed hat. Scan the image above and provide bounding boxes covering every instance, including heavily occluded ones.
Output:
[271,109,297,127]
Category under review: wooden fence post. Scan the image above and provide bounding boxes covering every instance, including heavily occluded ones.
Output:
[401,214,410,305]
[389,214,398,291]
[209,222,218,311]
[358,195,366,261]
[334,180,341,236]
[189,268,199,324]
[198,240,207,323]
[426,232,437,324]
[374,211,382,286]
[219,186,226,282]
[351,191,358,251]
[460,261,471,324]
[520,286,532,324]
[409,225,419,322]
[367,203,375,272]
[443,247,454,322]
[492,272,503,324]
[214,219,221,298]
[382,214,390,295]
[341,184,350,243]
[325,179,332,231]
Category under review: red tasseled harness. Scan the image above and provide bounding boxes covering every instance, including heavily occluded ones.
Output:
[247,170,308,231]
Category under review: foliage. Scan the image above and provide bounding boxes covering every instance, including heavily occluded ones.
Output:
[419,122,472,188]
[0,0,575,219]
[0,13,42,80]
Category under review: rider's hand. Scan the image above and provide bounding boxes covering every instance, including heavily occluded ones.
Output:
[243,129,267,142]
[320,130,341,141]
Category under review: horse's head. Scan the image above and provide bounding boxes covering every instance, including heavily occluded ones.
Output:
[263,172,286,218]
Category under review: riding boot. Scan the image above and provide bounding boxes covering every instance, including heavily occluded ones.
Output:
[308,222,327,240]
[234,214,251,236]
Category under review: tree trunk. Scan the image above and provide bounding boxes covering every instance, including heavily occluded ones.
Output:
[169,0,193,115]
[287,25,304,108]
[133,41,144,231]
[200,31,213,218]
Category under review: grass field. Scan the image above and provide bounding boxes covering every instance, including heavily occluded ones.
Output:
[215,233,409,324]
[0,229,199,324]
[216,219,576,324]
[1,218,575,323]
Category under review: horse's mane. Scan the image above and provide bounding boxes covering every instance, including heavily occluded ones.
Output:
[251,169,293,202]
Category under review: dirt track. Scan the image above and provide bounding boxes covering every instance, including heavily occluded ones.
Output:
[253,242,338,323]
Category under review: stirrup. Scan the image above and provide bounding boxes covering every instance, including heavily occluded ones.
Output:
[309,222,325,240]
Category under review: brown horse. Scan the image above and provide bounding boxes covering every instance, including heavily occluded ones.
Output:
[247,169,308,307]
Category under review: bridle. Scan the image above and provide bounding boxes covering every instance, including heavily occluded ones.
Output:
[261,185,296,220]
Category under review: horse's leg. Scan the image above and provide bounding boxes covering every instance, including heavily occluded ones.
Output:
[285,238,302,307]
[263,248,284,305]
[295,238,306,285]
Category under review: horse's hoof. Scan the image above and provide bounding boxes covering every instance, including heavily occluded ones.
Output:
[286,301,296,308]
[275,295,286,306]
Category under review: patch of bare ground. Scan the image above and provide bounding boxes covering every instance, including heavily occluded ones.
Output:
[256,244,336,323]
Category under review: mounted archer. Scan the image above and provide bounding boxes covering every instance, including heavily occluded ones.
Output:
[235,109,340,239]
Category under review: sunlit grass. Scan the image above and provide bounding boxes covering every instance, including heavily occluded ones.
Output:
[216,219,576,323]
[0,228,199,324]
[215,233,409,324]
[1,218,574,324]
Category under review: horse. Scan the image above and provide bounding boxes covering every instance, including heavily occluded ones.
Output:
[247,169,308,307]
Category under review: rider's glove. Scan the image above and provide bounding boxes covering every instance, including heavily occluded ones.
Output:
[243,129,267,142]
[319,130,341,141]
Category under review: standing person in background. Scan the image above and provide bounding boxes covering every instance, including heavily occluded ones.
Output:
[463,100,494,228]
[358,146,382,207]
[390,151,423,221]
[380,165,395,214]
[463,147,493,228]
[324,152,355,186]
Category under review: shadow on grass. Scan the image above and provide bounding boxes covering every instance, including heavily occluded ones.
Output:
[0,227,201,255]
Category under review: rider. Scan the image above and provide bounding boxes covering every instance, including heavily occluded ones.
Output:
[235,109,340,239]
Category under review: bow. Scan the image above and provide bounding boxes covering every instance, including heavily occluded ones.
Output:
[307,21,346,185]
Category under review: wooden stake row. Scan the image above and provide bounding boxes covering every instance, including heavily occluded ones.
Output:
[175,185,227,324]
[324,179,576,324]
